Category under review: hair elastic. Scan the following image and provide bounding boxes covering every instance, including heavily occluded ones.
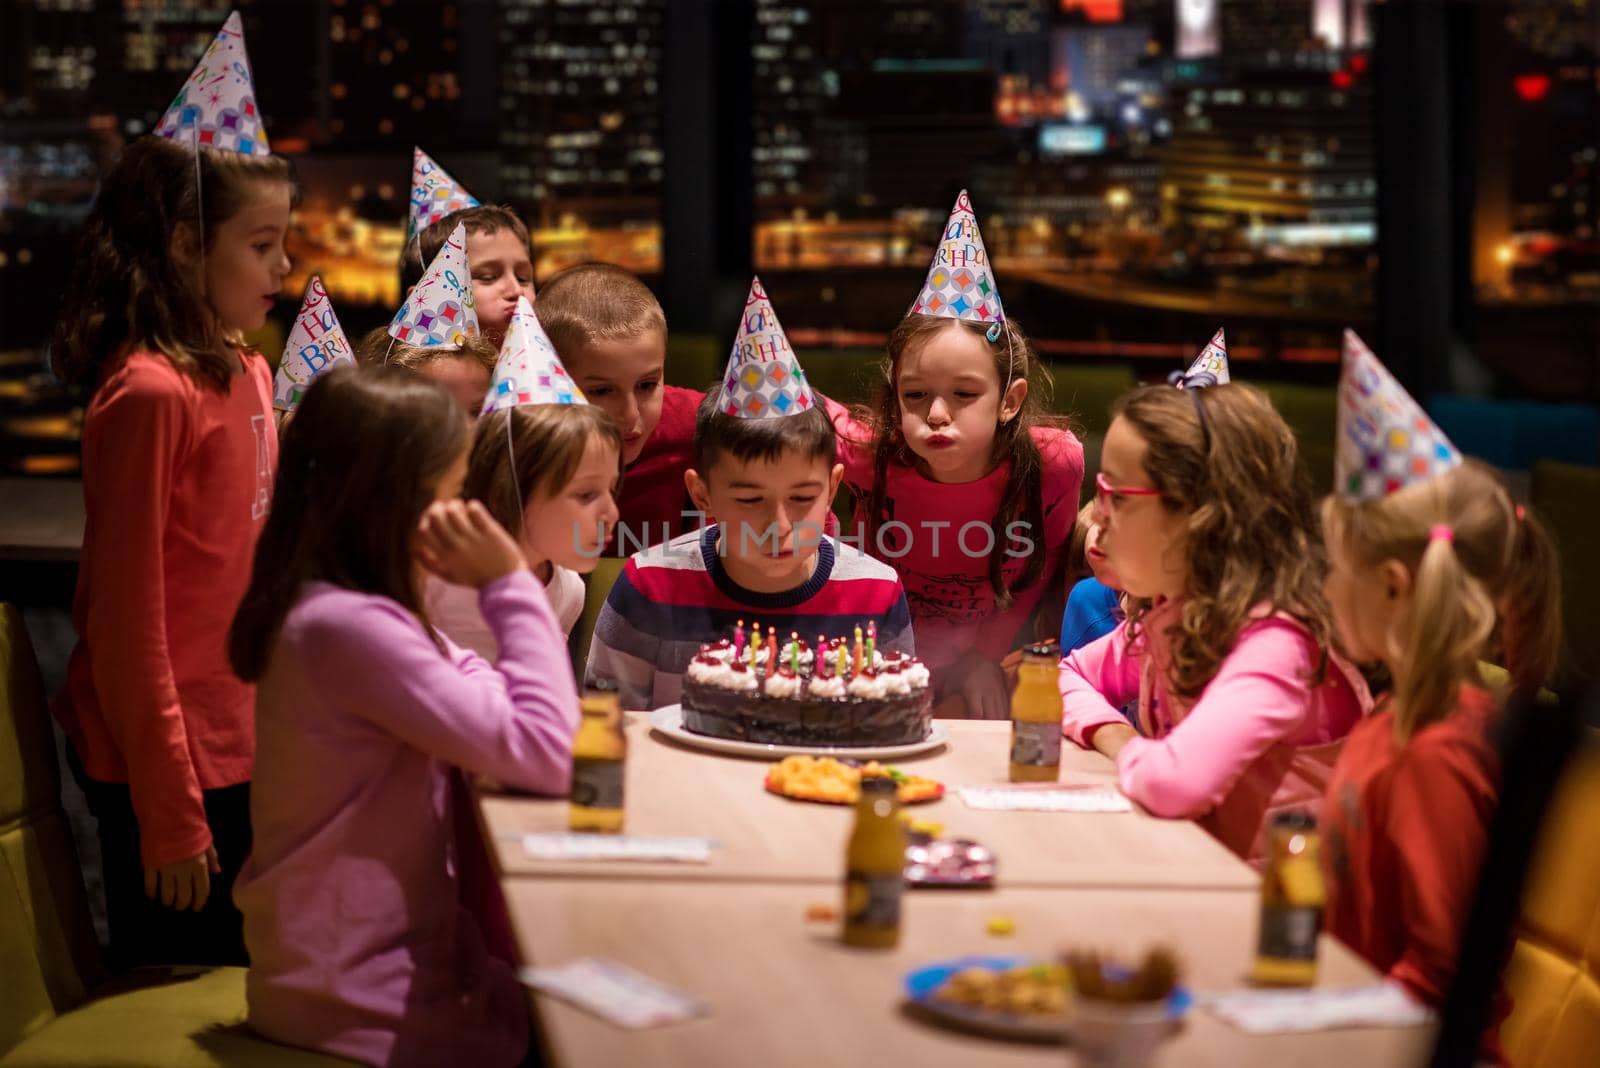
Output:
[1429,524,1454,544]
[986,320,1003,343]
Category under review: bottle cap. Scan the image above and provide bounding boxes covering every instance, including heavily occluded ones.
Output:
[585,678,619,694]
[1023,641,1060,660]
[860,777,898,796]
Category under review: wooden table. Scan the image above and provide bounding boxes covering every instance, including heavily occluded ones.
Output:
[479,719,1260,891]
[504,880,1435,1068]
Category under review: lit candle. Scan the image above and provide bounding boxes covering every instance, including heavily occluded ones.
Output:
[852,625,863,676]
[734,619,745,657]
[836,644,847,678]
[766,626,777,668]
[749,622,760,668]
[866,620,876,663]
[790,631,800,674]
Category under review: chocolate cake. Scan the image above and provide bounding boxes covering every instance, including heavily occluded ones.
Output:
[680,631,933,747]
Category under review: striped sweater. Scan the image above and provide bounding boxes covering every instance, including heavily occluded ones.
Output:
[585,525,914,710]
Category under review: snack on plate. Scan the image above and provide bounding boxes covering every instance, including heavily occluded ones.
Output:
[934,962,1070,1016]
[765,755,944,805]
[1063,948,1181,1003]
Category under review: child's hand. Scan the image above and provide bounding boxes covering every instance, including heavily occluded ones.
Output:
[958,657,1012,720]
[144,846,220,912]
[416,499,526,589]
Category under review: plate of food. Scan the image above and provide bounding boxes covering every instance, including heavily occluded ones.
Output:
[904,953,1191,1044]
[764,755,945,806]
[903,957,1072,1043]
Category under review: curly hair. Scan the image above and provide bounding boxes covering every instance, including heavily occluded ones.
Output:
[1113,382,1335,703]
[854,315,1071,608]
[1322,460,1561,740]
[51,137,297,394]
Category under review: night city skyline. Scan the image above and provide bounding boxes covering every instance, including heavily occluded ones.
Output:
[2,0,1597,475]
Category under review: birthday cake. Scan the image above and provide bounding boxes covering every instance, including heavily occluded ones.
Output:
[680,626,934,747]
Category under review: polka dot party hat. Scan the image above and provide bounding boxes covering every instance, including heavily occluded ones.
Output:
[481,297,586,414]
[718,277,816,420]
[408,147,480,242]
[154,11,269,156]
[387,222,480,349]
[1336,329,1462,500]
[908,189,1005,330]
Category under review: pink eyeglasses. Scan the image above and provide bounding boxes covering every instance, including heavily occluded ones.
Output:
[1095,471,1169,511]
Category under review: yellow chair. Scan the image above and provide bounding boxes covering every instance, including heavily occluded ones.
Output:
[569,557,628,683]
[0,604,351,1067]
[1498,733,1600,1068]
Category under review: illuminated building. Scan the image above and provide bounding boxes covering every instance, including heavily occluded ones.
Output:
[1161,64,1375,238]
[496,0,664,227]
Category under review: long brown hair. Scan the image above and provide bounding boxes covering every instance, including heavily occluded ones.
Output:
[51,137,297,394]
[466,405,623,537]
[1322,460,1561,740]
[229,365,467,681]
[855,314,1068,607]
[1114,382,1335,702]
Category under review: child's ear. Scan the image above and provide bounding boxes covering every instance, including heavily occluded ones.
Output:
[998,377,1029,425]
[828,462,844,500]
[1379,559,1413,601]
[685,468,713,519]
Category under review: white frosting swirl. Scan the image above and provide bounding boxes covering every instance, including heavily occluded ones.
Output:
[808,674,846,699]
[879,669,912,695]
[723,665,759,692]
[764,672,802,698]
[847,672,889,700]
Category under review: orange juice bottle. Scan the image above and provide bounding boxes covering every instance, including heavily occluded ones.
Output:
[569,680,625,833]
[1251,810,1325,985]
[842,778,905,948]
[1009,642,1064,782]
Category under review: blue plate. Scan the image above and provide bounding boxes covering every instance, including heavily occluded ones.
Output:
[904,957,1192,1044]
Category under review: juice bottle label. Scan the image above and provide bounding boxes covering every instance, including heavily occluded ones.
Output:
[1257,904,1321,962]
[1010,719,1063,767]
[571,758,625,810]
[844,870,902,928]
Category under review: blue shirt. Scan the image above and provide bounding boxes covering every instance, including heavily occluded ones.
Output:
[1060,577,1123,656]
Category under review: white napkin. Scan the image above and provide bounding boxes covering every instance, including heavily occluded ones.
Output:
[1207,982,1434,1033]
[520,958,708,1029]
[520,832,716,863]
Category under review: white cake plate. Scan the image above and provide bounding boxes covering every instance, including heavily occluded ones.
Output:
[647,704,949,762]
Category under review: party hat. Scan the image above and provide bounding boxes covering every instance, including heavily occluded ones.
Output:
[718,277,815,419]
[153,11,269,156]
[274,275,354,412]
[1336,329,1462,500]
[908,189,1005,325]
[408,147,480,241]
[1172,328,1229,388]
[481,297,586,414]
[387,222,479,348]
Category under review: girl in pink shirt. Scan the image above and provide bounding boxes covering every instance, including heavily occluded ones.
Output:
[828,314,1084,719]
[49,137,294,969]
[229,367,578,1067]
[1059,383,1370,862]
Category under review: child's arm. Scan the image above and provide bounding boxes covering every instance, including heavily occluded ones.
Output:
[584,595,660,711]
[1059,625,1140,748]
[299,571,579,794]
[80,369,212,870]
[1110,618,1321,819]
[1383,744,1496,1005]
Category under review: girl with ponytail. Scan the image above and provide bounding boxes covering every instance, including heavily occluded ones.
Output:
[1320,454,1560,1045]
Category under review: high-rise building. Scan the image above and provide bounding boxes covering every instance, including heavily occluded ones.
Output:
[1054,23,1151,105]
[322,2,468,148]
[753,0,826,206]
[116,0,232,131]
[1218,0,1314,57]
[496,0,664,227]
[1161,66,1375,234]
